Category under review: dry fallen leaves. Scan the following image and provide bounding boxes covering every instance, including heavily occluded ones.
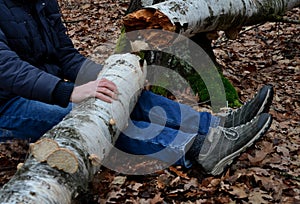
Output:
[0,0,299,203]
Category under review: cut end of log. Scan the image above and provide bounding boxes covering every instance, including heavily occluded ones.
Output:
[30,138,59,162]
[123,9,175,32]
[123,9,180,49]
[47,148,79,174]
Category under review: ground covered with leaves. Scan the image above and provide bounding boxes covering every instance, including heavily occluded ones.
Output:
[0,0,299,203]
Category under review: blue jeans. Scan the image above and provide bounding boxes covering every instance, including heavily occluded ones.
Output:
[0,97,72,142]
[0,91,220,167]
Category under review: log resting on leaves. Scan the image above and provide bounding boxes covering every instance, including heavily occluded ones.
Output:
[124,0,300,39]
[0,53,147,204]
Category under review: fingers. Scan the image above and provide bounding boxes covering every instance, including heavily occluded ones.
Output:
[98,78,118,93]
[96,87,116,101]
[95,92,115,103]
[70,78,119,104]
[95,78,118,103]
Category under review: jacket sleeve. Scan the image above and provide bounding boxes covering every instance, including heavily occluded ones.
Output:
[0,28,72,106]
[48,0,103,83]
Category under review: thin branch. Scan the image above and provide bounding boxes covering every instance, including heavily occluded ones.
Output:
[63,19,87,24]
[239,23,265,35]
[270,15,300,24]
[276,18,300,24]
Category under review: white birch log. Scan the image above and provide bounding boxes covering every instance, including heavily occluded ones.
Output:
[0,53,147,203]
[124,0,300,38]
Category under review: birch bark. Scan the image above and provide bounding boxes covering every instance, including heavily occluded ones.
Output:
[0,53,146,204]
[122,0,299,107]
[124,0,300,38]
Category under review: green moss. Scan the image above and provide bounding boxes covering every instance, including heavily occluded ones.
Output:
[221,75,241,107]
[150,70,241,108]
[184,72,240,107]
[114,27,130,54]
[150,85,169,97]
[114,29,241,108]
[149,54,241,108]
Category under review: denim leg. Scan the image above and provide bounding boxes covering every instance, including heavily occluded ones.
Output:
[115,120,197,167]
[131,91,213,135]
[0,97,72,142]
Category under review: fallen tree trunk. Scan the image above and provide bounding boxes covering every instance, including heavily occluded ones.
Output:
[0,53,146,203]
[121,0,299,107]
[124,0,300,40]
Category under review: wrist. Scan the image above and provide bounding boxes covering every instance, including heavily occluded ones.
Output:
[53,81,74,107]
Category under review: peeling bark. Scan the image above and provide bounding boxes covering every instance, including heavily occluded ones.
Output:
[123,0,299,107]
[124,0,300,38]
[0,53,147,203]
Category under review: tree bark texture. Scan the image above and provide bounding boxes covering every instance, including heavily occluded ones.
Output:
[124,0,300,38]
[0,53,146,204]
[123,0,299,107]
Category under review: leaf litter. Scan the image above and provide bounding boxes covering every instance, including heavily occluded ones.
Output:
[0,0,299,203]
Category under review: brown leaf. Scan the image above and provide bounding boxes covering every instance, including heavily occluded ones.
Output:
[228,184,248,198]
[253,175,274,191]
[209,178,221,187]
[168,166,190,180]
[248,141,274,165]
[276,146,290,157]
[184,177,199,190]
[156,174,170,189]
[248,150,268,164]
[249,167,270,176]
[248,189,273,204]
[170,176,181,187]
[150,193,164,204]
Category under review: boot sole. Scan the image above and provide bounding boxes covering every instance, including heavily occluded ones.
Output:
[257,85,274,115]
[209,115,273,176]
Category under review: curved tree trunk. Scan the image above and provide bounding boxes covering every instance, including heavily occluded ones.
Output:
[124,0,300,39]
[123,0,299,107]
[123,0,241,107]
[0,53,146,203]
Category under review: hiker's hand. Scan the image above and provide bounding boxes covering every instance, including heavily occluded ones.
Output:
[70,78,118,103]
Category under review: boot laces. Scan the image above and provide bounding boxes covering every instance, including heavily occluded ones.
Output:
[218,127,239,141]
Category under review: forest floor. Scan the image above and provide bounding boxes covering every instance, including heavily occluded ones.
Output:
[0,0,299,203]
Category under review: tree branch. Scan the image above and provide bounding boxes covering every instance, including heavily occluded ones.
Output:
[270,15,300,24]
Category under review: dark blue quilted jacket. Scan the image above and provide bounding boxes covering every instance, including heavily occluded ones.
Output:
[0,0,94,107]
